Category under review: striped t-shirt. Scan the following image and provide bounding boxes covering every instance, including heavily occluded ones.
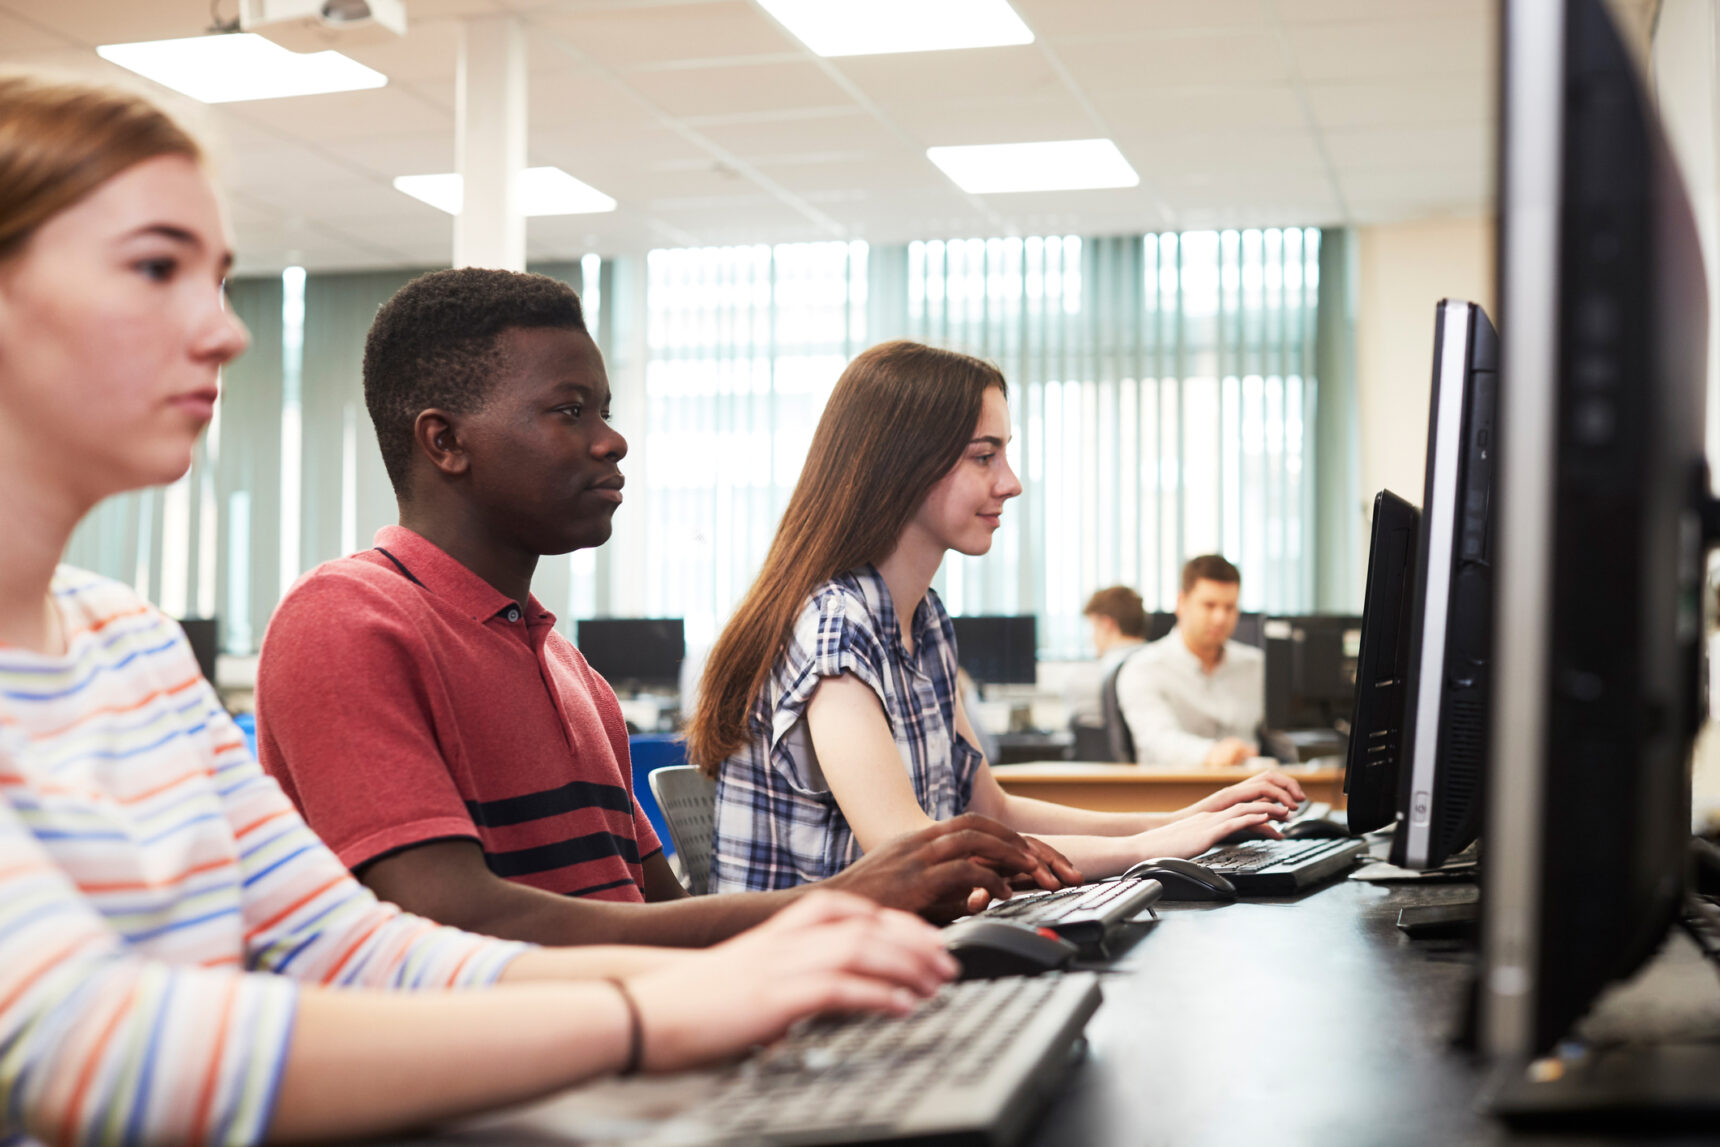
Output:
[0,567,529,1147]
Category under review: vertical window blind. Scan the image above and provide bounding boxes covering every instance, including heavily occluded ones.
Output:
[63,230,1323,665]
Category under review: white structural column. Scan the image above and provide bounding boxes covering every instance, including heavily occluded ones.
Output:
[454,15,526,270]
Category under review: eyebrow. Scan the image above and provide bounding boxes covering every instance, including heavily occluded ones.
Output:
[125,223,234,273]
[970,435,1007,448]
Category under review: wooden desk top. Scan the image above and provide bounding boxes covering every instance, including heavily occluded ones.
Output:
[991,760,1344,784]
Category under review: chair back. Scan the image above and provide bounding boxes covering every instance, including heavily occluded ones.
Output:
[1100,654,1139,763]
[648,765,717,894]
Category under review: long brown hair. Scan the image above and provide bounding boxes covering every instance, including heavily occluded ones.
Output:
[685,340,1006,772]
[0,73,202,261]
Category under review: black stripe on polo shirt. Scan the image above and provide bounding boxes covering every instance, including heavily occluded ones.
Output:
[562,877,640,898]
[483,830,642,878]
[464,780,634,828]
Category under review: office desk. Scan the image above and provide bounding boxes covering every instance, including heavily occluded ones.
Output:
[1029,879,1720,1147]
[412,875,1720,1146]
[991,760,1346,812]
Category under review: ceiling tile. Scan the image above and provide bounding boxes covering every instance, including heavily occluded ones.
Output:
[532,1,796,69]
[887,95,1096,147]
[1322,123,1489,172]
[1116,129,1327,175]
[759,155,939,197]
[693,110,907,160]
[621,60,855,119]
[339,16,460,83]
[1274,0,1488,22]
[1054,31,1289,92]
[1289,19,1493,81]
[1095,87,1305,134]
[831,46,1064,107]
[1014,0,1271,37]
[224,86,452,143]
[318,132,455,179]
[1304,77,1491,130]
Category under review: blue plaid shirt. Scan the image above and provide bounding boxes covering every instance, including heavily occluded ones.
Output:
[709,565,982,891]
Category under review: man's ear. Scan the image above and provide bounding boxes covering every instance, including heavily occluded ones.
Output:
[412,409,470,478]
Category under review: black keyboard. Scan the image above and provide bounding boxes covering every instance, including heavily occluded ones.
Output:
[981,876,1163,953]
[1195,837,1368,895]
[679,973,1103,1145]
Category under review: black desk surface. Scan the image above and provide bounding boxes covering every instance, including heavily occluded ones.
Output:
[418,872,1720,1146]
[1033,877,1720,1147]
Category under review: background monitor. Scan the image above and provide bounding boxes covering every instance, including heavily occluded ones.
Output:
[1263,615,1362,732]
[950,615,1037,686]
[175,617,219,686]
[575,618,685,691]
[1344,490,1421,835]
[1394,299,1499,870]
[1482,0,1710,1070]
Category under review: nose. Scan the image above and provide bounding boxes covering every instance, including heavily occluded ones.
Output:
[996,451,1023,500]
[595,422,628,462]
[196,288,250,366]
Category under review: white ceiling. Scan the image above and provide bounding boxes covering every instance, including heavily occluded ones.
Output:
[0,0,1660,274]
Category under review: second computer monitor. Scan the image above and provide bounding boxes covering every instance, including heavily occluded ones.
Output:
[1344,490,1421,835]
[1263,615,1361,732]
[950,615,1037,686]
[575,618,685,691]
[1393,298,1498,871]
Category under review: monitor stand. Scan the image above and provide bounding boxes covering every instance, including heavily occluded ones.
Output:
[1488,1043,1720,1128]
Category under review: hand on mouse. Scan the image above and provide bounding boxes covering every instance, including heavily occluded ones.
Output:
[1134,800,1286,859]
[826,812,1070,922]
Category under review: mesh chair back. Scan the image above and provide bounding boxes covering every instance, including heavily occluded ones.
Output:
[649,766,717,895]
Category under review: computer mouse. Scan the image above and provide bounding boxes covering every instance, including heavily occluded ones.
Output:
[1119,857,1237,902]
[941,918,1078,979]
[1282,818,1351,840]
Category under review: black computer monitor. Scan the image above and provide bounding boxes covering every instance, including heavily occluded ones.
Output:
[176,617,219,685]
[950,615,1036,685]
[1481,0,1711,1082]
[1263,615,1362,732]
[1393,299,1499,870]
[1344,490,1420,835]
[575,618,685,691]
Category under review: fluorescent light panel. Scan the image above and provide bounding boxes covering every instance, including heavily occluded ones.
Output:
[393,168,618,216]
[927,139,1140,194]
[757,0,1032,56]
[97,33,386,103]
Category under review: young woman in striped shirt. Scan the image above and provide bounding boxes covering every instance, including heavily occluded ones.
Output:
[687,341,1309,893]
[0,74,955,1145]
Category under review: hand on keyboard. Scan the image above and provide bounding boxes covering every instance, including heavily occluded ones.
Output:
[826,812,1071,922]
[1183,770,1306,819]
[1134,800,1287,860]
[622,890,957,1072]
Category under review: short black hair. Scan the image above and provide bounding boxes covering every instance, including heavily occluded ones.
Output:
[363,267,585,497]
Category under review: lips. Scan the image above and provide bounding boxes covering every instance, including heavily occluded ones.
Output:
[588,473,625,504]
[169,389,219,420]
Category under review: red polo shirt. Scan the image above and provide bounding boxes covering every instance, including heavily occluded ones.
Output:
[256,525,659,901]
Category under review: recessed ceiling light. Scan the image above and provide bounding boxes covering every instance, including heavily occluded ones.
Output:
[927,139,1141,194]
[97,33,386,103]
[757,0,1033,56]
[392,168,618,216]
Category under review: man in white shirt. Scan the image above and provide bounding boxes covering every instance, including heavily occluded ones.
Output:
[1115,555,1263,768]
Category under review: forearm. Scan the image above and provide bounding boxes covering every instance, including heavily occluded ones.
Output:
[508,888,807,949]
[272,980,630,1142]
[996,791,1170,836]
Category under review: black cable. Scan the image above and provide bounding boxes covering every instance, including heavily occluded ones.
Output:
[208,0,241,35]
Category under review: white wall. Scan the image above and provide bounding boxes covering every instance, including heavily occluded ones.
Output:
[1353,216,1496,525]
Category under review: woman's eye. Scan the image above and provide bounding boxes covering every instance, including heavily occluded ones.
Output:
[136,257,176,282]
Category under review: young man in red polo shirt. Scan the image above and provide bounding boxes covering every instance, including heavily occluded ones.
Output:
[256,268,1075,947]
